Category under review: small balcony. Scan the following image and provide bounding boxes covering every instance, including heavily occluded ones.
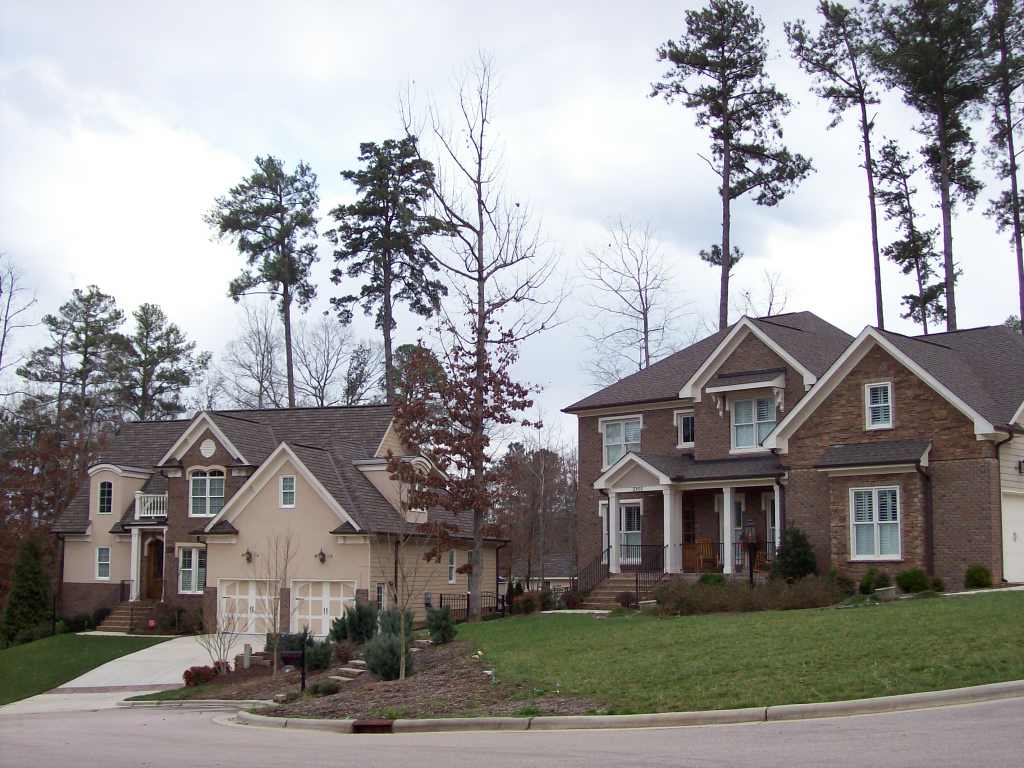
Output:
[135,493,168,519]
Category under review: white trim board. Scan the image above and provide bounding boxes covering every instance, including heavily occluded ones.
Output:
[593,452,671,490]
[765,328,998,452]
[157,412,249,467]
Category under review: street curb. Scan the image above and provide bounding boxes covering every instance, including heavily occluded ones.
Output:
[118,699,274,711]
[228,679,1024,735]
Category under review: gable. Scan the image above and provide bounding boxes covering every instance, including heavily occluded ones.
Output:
[594,453,670,490]
[158,412,248,466]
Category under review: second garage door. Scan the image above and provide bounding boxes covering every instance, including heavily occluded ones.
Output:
[291,580,357,636]
[219,579,276,635]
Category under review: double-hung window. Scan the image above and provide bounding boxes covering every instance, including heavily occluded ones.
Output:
[732,398,775,449]
[865,382,893,429]
[602,417,641,467]
[96,547,110,580]
[851,487,900,559]
[280,475,296,508]
[98,481,113,514]
[189,469,225,517]
[447,550,457,584]
[178,547,207,594]
[675,411,695,448]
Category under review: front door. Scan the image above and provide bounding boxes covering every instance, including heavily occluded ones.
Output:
[144,539,163,600]
[620,501,641,565]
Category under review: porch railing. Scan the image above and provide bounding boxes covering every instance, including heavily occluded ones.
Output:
[572,546,610,596]
[675,541,777,573]
[135,493,168,519]
[619,544,665,572]
[632,545,666,599]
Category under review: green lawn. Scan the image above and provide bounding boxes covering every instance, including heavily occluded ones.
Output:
[457,593,1024,714]
[0,633,168,705]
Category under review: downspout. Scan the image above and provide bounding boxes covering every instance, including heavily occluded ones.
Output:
[915,462,934,577]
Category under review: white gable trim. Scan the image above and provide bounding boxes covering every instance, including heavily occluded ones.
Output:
[678,317,816,401]
[593,452,671,490]
[87,464,151,479]
[203,443,359,533]
[157,412,248,467]
[766,328,997,452]
[1012,399,1024,427]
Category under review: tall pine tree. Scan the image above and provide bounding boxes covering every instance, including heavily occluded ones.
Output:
[653,0,813,330]
[869,0,990,331]
[326,138,448,403]
[206,156,320,407]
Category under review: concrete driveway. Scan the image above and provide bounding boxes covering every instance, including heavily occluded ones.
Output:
[0,633,247,716]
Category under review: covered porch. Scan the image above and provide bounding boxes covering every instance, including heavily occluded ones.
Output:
[594,453,783,578]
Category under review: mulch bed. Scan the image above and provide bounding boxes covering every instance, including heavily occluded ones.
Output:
[269,640,594,720]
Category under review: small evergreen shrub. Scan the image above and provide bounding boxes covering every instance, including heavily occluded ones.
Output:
[426,606,456,645]
[506,581,525,613]
[62,614,92,633]
[559,590,582,609]
[698,572,726,586]
[771,527,818,581]
[378,608,414,645]
[859,567,879,595]
[964,564,992,589]
[615,591,636,608]
[1,538,51,643]
[183,665,217,686]
[827,568,856,596]
[330,601,377,643]
[305,640,334,672]
[874,571,891,589]
[364,632,411,680]
[896,568,930,593]
[13,622,52,645]
[91,606,111,628]
[930,577,945,592]
[514,591,541,614]
[307,678,341,696]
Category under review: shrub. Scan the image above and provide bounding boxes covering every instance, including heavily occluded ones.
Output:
[364,632,411,681]
[179,608,203,634]
[1,538,51,643]
[874,571,891,589]
[514,591,541,615]
[771,527,818,581]
[307,678,341,697]
[91,606,111,628]
[13,622,52,645]
[274,630,311,653]
[697,572,726,586]
[896,568,930,594]
[827,568,856,596]
[426,606,456,645]
[654,575,842,616]
[330,601,377,643]
[305,639,334,672]
[183,665,217,687]
[859,567,879,595]
[334,640,356,665]
[62,614,92,633]
[615,591,636,608]
[540,590,555,611]
[930,577,945,593]
[559,590,582,609]
[964,564,992,589]
[506,581,525,613]
[378,608,414,645]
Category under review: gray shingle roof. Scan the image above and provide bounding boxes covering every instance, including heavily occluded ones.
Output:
[92,419,190,467]
[709,367,787,388]
[816,440,932,468]
[564,312,853,412]
[637,453,783,482]
[510,552,576,579]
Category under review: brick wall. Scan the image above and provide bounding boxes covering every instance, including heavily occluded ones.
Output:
[59,581,121,618]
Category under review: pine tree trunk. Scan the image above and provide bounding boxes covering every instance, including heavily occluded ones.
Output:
[382,256,395,404]
[998,40,1024,331]
[937,112,957,331]
[719,137,732,331]
[282,283,296,407]
[860,97,884,330]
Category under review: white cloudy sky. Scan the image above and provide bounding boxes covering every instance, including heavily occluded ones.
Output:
[1,1,1017,440]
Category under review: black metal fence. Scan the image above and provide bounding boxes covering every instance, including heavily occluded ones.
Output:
[572,546,609,595]
[435,591,504,622]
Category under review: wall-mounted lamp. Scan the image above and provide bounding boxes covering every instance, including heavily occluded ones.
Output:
[242,549,253,563]
[315,548,327,564]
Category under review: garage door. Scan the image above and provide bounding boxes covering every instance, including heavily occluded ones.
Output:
[292,580,356,636]
[219,579,277,635]
[1003,494,1024,582]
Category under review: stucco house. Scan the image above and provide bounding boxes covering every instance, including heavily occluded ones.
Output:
[566,312,1024,594]
[52,405,502,634]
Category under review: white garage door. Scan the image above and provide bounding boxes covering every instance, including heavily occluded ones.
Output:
[1003,494,1024,582]
[219,579,277,635]
[292,580,356,636]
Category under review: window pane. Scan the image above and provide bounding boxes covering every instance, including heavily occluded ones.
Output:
[877,489,898,522]
[604,421,622,442]
[209,496,224,516]
[181,566,192,593]
[854,524,875,556]
[681,415,694,444]
[191,476,205,495]
[605,444,624,466]
[623,419,642,444]
[853,491,874,523]
[870,385,889,406]
[99,482,112,514]
[209,477,225,497]
[181,549,192,569]
[734,424,755,448]
[757,420,775,443]
[879,522,900,556]
[282,476,295,492]
[191,495,206,515]
[734,400,753,424]
[756,398,774,422]
[197,550,207,591]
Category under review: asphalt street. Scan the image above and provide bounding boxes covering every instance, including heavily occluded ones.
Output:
[2,696,1023,768]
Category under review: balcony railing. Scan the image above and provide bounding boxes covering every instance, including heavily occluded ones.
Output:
[135,493,168,519]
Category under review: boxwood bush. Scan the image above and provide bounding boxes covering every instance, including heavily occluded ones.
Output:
[964,564,993,589]
[896,568,930,593]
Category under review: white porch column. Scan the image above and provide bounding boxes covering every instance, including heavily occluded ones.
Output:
[662,487,680,573]
[773,483,782,551]
[608,491,621,574]
[721,486,734,575]
[129,526,141,601]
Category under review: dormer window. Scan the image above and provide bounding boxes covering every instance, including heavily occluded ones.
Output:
[601,416,641,468]
[98,481,113,515]
[865,382,893,429]
[189,469,225,517]
[732,397,775,450]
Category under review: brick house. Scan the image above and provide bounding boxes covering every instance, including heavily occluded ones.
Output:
[565,312,1024,591]
[52,405,503,633]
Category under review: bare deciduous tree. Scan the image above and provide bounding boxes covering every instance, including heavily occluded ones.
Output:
[250,531,298,675]
[293,315,353,407]
[221,303,286,410]
[195,609,246,673]
[734,270,789,318]
[580,220,685,386]
[0,256,38,385]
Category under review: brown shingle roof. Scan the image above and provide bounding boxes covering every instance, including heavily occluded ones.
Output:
[637,453,783,482]
[564,312,852,412]
[817,440,932,468]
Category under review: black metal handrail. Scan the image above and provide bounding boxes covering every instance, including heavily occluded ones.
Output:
[633,545,666,600]
[573,546,610,596]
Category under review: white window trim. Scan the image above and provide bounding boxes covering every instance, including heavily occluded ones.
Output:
[188,466,226,518]
[598,414,643,470]
[447,550,457,584]
[177,546,207,595]
[618,497,643,565]
[730,396,776,453]
[598,500,609,561]
[849,485,902,561]
[674,409,695,449]
[376,581,387,608]
[97,481,113,515]
[864,381,894,430]
[279,475,296,509]
[95,546,111,580]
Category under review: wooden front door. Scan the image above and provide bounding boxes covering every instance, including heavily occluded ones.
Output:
[144,539,164,600]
